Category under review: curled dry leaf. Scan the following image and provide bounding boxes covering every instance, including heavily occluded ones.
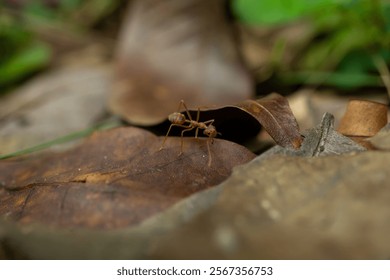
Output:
[337,99,388,149]
[154,93,302,148]
[0,127,255,230]
[109,0,253,125]
[239,93,302,149]
[338,99,388,137]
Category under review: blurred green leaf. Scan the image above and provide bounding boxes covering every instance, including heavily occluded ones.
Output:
[24,2,56,19]
[299,25,371,71]
[0,0,122,88]
[337,49,390,74]
[281,71,382,88]
[0,41,51,87]
[61,0,83,11]
[232,0,304,25]
[233,0,390,89]
[231,0,346,25]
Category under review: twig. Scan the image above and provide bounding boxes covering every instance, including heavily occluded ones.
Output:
[373,54,390,101]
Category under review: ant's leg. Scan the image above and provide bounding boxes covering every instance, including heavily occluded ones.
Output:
[159,123,191,150]
[203,119,215,125]
[196,108,201,142]
[159,123,175,150]
[207,138,212,167]
[196,107,200,122]
[181,126,195,137]
[177,100,185,112]
[192,108,202,140]
[194,127,199,138]
[181,100,193,121]
[179,126,195,155]
[175,100,193,121]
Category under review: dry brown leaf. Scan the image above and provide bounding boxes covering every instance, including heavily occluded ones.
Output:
[240,93,302,148]
[0,65,111,154]
[109,0,253,125]
[338,99,388,137]
[150,151,390,259]
[0,116,371,259]
[337,99,388,149]
[0,127,255,230]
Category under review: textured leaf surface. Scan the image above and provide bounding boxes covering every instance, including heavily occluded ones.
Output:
[0,127,255,229]
[150,151,390,259]
[239,93,302,148]
[0,117,372,259]
[338,100,388,137]
[0,135,386,259]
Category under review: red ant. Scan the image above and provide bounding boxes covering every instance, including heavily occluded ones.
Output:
[159,100,218,166]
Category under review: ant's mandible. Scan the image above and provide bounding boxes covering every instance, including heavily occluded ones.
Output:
[159,100,218,166]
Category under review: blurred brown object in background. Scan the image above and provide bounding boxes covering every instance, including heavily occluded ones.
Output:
[109,0,253,125]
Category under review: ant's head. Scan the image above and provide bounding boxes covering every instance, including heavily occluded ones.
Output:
[168,112,186,125]
[203,125,217,138]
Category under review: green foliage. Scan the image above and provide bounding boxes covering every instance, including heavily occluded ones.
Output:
[0,0,120,89]
[232,0,346,25]
[0,13,50,89]
[0,41,51,87]
[232,0,390,89]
